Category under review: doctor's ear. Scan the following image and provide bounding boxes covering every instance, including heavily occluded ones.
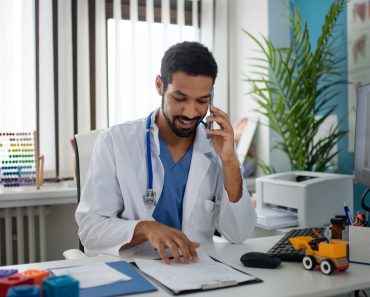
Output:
[155,75,163,96]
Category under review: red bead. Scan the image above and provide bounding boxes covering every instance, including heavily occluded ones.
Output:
[0,274,33,297]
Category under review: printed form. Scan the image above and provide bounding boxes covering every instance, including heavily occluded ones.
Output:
[135,252,258,293]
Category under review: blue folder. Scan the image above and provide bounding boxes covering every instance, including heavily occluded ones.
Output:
[78,261,157,297]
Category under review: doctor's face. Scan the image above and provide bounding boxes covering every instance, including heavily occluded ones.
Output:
[156,71,213,138]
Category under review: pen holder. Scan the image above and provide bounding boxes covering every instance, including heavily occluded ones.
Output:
[349,225,370,264]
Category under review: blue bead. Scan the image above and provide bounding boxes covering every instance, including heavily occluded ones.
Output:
[43,275,79,297]
[6,285,40,297]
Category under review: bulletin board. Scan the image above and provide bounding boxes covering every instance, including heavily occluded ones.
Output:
[347,0,370,152]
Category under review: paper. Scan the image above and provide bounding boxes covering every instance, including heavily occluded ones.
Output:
[119,242,174,262]
[51,263,131,289]
[256,207,298,229]
[135,252,257,293]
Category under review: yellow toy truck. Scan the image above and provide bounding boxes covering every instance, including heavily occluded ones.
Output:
[289,236,349,275]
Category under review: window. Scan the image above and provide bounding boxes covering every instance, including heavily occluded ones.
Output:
[106,0,200,125]
[0,0,216,179]
[0,1,36,132]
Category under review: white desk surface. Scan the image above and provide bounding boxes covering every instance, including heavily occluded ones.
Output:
[3,235,370,297]
[0,181,77,208]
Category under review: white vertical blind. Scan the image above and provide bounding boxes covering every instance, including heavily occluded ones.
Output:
[146,0,155,115]
[1,0,222,178]
[192,0,200,40]
[107,0,123,126]
[58,0,74,178]
[107,0,203,126]
[77,0,91,133]
[130,0,138,119]
[39,0,56,177]
[177,0,185,40]
[200,0,214,51]
[0,0,36,132]
[95,0,108,129]
[213,0,228,112]
[162,0,171,50]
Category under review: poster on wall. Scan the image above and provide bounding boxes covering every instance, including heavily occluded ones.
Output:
[347,0,370,152]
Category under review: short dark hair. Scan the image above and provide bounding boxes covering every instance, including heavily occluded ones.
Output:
[160,41,218,92]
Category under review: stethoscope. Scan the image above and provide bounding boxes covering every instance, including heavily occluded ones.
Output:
[143,112,208,207]
[143,112,157,207]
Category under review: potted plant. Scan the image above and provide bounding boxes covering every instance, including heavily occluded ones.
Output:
[243,0,347,173]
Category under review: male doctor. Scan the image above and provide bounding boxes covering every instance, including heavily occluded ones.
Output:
[75,41,256,264]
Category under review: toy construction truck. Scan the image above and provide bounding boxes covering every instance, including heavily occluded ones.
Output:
[289,236,349,275]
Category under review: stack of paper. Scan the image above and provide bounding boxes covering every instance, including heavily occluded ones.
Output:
[256,207,298,229]
[51,263,131,289]
[135,252,261,294]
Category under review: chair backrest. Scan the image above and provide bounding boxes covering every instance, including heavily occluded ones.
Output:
[74,129,104,252]
[74,129,104,203]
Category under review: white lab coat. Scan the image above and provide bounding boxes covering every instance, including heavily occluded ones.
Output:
[75,111,256,256]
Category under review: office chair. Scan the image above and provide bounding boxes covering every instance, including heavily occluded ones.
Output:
[63,129,104,260]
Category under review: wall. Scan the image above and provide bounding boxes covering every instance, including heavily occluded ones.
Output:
[295,0,366,212]
[228,0,271,172]
[229,0,291,173]
[228,0,365,211]
[228,0,268,122]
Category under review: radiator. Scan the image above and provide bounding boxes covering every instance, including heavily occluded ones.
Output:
[0,206,48,265]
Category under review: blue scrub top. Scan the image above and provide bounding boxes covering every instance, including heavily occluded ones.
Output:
[152,134,193,230]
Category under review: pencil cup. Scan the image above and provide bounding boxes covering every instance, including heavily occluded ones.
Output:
[349,225,370,264]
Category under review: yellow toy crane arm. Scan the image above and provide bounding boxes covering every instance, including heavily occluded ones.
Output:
[289,236,314,254]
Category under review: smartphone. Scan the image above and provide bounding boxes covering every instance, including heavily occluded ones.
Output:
[208,88,214,130]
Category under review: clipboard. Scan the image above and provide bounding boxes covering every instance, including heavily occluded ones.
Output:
[135,255,263,295]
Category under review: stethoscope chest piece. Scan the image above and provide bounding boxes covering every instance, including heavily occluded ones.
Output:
[143,188,157,207]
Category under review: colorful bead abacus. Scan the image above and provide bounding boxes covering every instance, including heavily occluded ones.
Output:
[0,132,36,187]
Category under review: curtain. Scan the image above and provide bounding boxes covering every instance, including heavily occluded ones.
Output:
[1,0,222,179]
[37,0,108,178]
[107,0,208,126]
[0,1,36,132]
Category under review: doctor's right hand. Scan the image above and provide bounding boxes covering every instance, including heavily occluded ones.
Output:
[136,221,200,264]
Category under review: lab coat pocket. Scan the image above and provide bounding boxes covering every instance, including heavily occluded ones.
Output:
[194,198,215,232]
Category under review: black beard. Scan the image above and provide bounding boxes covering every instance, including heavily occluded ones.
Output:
[161,98,201,138]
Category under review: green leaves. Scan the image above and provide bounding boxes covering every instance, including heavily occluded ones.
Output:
[244,0,347,172]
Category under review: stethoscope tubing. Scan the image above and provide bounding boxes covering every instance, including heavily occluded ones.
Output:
[146,112,154,191]
[144,112,206,205]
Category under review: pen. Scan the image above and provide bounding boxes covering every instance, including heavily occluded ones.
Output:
[343,202,353,226]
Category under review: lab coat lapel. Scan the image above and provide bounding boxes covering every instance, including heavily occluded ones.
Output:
[182,126,213,225]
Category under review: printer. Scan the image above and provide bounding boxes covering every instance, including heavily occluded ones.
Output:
[256,171,353,228]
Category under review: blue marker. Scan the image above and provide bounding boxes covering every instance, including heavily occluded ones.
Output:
[343,202,353,225]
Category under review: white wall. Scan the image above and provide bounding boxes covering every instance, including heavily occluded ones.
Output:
[228,0,268,122]
[228,0,290,173]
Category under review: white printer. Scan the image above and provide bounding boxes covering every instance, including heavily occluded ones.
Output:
[256,171,353,228]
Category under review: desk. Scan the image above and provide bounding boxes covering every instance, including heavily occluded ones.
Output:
[3,235,370,297]
[0,181,77,208]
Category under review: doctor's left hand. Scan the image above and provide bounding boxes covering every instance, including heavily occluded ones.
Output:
[132,221,200,264]
[205,106,243,203]
[205,107,236,163]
